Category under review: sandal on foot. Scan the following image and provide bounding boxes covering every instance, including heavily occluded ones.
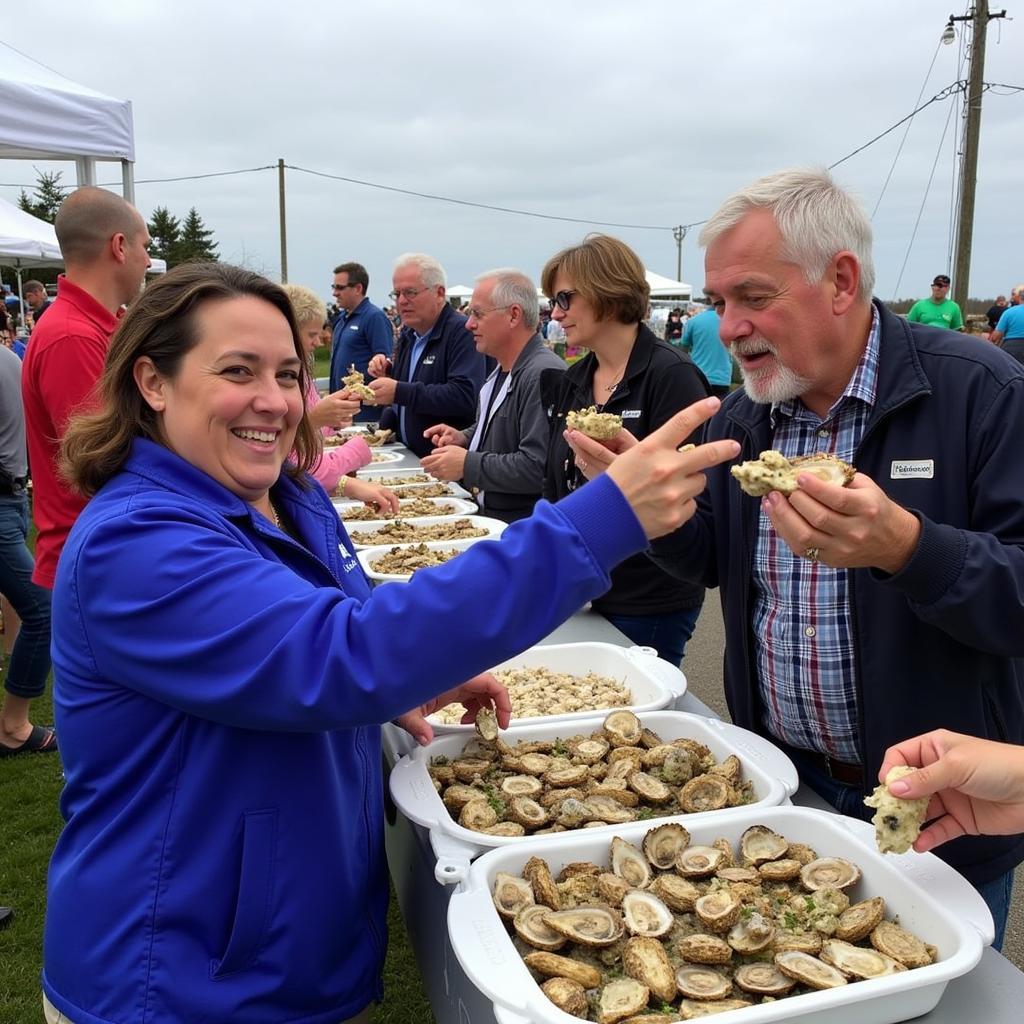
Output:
[0,724,58,758]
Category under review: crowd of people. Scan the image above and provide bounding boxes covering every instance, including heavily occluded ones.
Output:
[1,169,1023,1022]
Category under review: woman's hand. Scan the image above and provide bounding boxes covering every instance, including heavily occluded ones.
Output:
[343,479,400,516]
[565,428,639,481]
[395,672,512,746]
[877,730,1024,852]
[311,390,362,430]
[600,397,740,540]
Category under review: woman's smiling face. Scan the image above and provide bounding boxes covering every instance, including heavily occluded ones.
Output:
[138,295,304,504]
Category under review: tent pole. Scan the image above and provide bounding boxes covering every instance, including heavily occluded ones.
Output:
[15,266,25,335]
[121,161,135,205]
[75,158,97,187]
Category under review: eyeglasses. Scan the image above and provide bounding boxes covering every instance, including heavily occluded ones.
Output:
[550,289,578,311]
[389,287,431,301]
[332,283,357,292]
[465,304,512,321]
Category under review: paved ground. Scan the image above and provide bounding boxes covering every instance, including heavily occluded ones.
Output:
[680,596,1023,970]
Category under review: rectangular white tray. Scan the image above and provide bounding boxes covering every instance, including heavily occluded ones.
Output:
[427,641,687,736]
[334,496,478,521]
[448,805,993,1024]
[346,514,507,551]
[357,536,499,582]
[366,450,404,464]
[390,709,798,883]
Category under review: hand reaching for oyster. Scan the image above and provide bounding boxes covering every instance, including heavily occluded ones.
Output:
[395,672,512,747]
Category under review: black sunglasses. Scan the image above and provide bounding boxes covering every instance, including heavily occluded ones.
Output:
[550,289,577,311]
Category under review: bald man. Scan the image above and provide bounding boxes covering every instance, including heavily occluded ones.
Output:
[22,187,151,589]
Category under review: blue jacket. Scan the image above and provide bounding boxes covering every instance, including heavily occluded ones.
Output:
[378,303,487,456]
[328,297,394,390]
[44,438,645,1023]
[651,301,1024,886]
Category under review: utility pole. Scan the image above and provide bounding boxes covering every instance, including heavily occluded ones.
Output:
[278,158,288,284]
[672,225,688,283]
[949,2,1006,311]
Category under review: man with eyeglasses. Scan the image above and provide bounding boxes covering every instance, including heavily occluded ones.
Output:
[906,274,963,332]
[328,262,393,422]
[421,269,565,523]
[367,253,486,456]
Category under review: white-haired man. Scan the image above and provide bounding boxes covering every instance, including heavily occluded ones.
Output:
[569,168,1024,948]
[368,253,487,457]
[421,269,565,522]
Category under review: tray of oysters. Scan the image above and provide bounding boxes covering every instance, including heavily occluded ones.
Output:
[446,805,992,1024]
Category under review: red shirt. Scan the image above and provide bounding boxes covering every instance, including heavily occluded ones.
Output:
[21,276,120,587]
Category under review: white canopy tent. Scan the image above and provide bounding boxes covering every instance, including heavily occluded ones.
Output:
[445,284,473,300]
[0,44,137,201]
[0,195,62,324]
[646,270,693,301]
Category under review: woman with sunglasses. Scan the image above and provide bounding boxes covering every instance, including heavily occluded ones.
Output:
[540,234,711,667]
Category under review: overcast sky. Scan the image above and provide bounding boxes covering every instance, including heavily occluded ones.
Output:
[2,0,1021,306]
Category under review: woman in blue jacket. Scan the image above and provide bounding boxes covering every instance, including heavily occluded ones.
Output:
[43,262,739,1024]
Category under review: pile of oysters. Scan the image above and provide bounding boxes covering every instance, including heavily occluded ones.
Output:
[492,826,936,1022]
[429,710,755,837]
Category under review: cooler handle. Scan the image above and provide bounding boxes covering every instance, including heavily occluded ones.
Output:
[625,645,688,699]
[387,754,442,830]
[702,717,800,797]
[431,830,474,886]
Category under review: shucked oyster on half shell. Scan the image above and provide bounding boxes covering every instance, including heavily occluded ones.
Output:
[732,963,797,996]
[513,903,566,950]
[800,856,861,891]
[597,977,649,1024]
[820,938,907,979]
[674,966,732,1001]
[679,774,732,813]
[603,709,644,747]
[678,998,754,1019]
[474,706,499,741]
[739,824,789,866]
[731,449,856,497]
[835,896,886,942]
[694,890,742,932]
[676,845,725,878]
[642,823,690,870]
[727,910,775,954]
[870,920,935,968]
[774,950,848,989]
[492,872,534,918]
[543,905,625,947]
[611,836,652,888]
[621,890,674,937]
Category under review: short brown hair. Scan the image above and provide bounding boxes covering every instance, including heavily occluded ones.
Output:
[23,279,46,295]
[333,262,369,295]
[61,262,319,497]
[541,233,650,325]
[54,186,142,264]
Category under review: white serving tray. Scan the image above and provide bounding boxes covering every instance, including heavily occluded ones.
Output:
[346,514,507,551]
[367,450,404,464]
[357,536,499,582]
[447,805,993,1024]
[427,642,687,737]
[390,709,798,884]
[334,496,478,521]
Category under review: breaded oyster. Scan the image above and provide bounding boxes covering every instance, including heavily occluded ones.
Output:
[341,364,376,402]
[731,450,855,497]
[566,406,623,440]
[864,765,929,854]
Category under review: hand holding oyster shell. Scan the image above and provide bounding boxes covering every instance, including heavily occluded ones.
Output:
[394,672,512,747]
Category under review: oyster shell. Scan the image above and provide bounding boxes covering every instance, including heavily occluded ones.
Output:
[639,727,664,749]
[660,747,695,786]
[758,858,802,882]
[709,754,741,784]
[513,904,566,950]
[621,890,674,937]
[585,795,636,824]
[541,977,588,1017]
[740,825,789,866]
[459,798,498,831]
[492,872,534,919]
[518,752,554,775]
[642,823,690,871]
[500,774,543,798]
[474,707,499,742]
[506,796,549,829]
[864,765,929,854]
[835,896,886,942]
[821,938,907,978]
[523,951,602,988]
[786,842,818,865]
[627,771,673,803]
[675,845,725,878]
[731,449,856,497]
[773,930,823,955]
[774,950,848,989]
[558,861,602,881]
[678,999,753,1019]
[679,774,731,813]
[451,757,492,783]
[716,866,760,884]
[545,764,591,788]
[574,738,611,764]
[588,785,641,808]
[442,783,483,813]
[623,935,678,1002]
[482,821,525,837]
[556,797,593,828]
[544,906,625,947]
[604,709,644,747]
[558,873,602,906]
[678,934,733,965]
[695,890,741,932]
[598,977,649,1024]
[800,857,861,891]
[598,872,632,907]
[674,966,732,1001]
[870,920,934,967]
[649,874,701,912]
[732,963,796,996]
[611,836,652,888]
[727,910,775,954]
[524,856,561,909]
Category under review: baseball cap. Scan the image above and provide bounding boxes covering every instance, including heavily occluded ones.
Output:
[932,275,951,287]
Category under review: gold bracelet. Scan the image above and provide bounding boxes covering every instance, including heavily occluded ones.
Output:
[338,476,349,495]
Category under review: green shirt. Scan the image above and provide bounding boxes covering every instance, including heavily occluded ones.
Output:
[906,297,963,331]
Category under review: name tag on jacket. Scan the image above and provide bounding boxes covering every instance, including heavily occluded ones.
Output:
[890,459,933,479]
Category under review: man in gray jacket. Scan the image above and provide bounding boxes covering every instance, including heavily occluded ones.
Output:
[422,269,565,522]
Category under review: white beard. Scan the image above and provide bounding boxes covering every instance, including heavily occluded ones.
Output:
[732,339,813,405]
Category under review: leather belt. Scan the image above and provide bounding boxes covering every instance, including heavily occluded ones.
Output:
[779,742,863,786]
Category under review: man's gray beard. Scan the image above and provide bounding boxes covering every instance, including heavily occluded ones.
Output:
[733,348,813,405]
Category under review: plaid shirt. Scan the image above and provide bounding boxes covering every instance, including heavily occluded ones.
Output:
[752,308,880,763]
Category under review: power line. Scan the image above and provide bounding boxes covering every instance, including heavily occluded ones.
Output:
[0,165,275,188]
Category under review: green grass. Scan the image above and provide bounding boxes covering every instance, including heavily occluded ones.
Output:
[0,515,433,1022]
[313,344,331,379]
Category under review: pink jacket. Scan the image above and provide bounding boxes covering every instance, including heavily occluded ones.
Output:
[303,383,372,493]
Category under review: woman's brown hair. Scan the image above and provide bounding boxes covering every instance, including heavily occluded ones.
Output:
[540,233,650,325]
[61,262,320,497]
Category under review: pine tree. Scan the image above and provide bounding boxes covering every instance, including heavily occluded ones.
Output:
[18,170,68,223]
[146,206,181,264]
[174,207,219,264]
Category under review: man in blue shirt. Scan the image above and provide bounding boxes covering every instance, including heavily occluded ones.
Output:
[991,287,1024,366]
[681,306,733,399]
[328,262,393,422]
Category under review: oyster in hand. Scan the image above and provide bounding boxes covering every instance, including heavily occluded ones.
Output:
[340,364,376,403]
[731,449,855,497]
[864,765,929,854]
[566,405,623,440]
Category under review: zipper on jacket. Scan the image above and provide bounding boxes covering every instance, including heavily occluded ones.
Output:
[984,690,1009,742]
[356,729,386,964]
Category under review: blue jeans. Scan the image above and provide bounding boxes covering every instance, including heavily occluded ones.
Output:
[789,745,1014,951]
[0,496,52,700]
[602,604,703,668]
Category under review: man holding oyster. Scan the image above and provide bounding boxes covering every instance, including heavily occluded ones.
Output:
[566,167,1024,947]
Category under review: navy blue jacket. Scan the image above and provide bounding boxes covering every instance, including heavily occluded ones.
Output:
[328,297,393,389]
[378,303,486,456]
[651,301,1024,886]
